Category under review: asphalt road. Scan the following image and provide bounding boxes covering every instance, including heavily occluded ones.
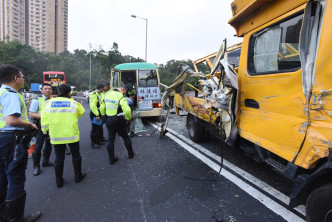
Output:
[24,98,307,222]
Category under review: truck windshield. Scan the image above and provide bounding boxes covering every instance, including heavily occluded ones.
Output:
[138,70,158,87]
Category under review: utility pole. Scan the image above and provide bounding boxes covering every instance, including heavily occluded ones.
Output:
[89,44,92,91]
[131,15,148,62]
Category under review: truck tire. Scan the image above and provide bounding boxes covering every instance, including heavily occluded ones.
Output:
[187,114,204,143]
[306,183,332,222]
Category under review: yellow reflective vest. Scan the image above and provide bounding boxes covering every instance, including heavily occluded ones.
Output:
[100,90,131,120]
[89,91,102,116]
[37,97,46,114]
[41,97,85,144]
[0,89,28,128]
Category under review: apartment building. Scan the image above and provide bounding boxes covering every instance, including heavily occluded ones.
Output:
[0,0,68,54]
[0,0,26,43]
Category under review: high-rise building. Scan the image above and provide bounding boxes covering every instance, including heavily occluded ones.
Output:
[0,0,68,54]
[0,0,26,43]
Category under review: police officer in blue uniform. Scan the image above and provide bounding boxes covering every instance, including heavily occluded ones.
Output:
[0,65,41,221]
[29,83,54,176]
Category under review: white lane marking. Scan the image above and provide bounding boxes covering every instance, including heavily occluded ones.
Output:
[129,163,148,222]
[165,126,306,216]
[149,122,306,222]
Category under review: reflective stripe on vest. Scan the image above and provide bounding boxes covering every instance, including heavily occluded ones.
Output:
[0,89,28,128]
[46,101,77,113]
[50,135,79,142]
[106,106,117,110]
[37,97,46,115]
[105,98,119,110]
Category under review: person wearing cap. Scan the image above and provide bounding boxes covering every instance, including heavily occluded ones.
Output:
[100,84,134,165]
[0,65,41,221]
[89,83,105,148]
[103,81,110,93]
[41,84,86,188]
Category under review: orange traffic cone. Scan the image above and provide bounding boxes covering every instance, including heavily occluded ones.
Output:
[81,99,83,105]
[28,137,36,158]
[28,143,35,157]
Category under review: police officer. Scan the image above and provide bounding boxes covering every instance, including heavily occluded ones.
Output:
[41,84,86,188]
[103,81,110,93]
[0,65,41,221]
[29,83,53,176]
[100,85,134,164]
[100,81,111,142]
[126,85,137,137]
[89,84,104,148]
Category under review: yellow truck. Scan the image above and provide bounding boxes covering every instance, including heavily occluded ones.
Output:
[171,0,332,221]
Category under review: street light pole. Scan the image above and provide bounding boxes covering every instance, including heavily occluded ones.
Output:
[131,15,148,62]
[89,44,92,91]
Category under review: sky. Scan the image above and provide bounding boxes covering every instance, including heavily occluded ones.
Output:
[68,0,241,65]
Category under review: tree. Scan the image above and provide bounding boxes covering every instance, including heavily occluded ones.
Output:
[0,40,199,90]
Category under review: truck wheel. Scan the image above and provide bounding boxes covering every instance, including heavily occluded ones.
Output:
[187,114,204,142]
[306,183,332,222]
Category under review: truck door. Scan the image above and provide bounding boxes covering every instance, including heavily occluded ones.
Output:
[294,1,331,168]
[111,69,119,90]
[238,11,307,162]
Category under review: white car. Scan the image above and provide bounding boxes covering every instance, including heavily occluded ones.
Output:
[83,90,90,98]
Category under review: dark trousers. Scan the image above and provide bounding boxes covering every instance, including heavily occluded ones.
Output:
[106,116,131,148]
[53,142,81,165]
[33,128,52,165]
[0,132,27,200]
[90,111,103,143]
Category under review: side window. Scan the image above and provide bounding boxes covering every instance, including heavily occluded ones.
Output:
[248,13,303,75]
[227,48,241,68]
[112,71,119,87]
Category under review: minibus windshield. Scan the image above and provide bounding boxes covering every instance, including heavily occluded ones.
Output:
[138,70,158,87]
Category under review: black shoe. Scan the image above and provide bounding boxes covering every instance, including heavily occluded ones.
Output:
[125,143,135,159]
[102,138,108,142]
[109,157,118,165]
[73,159,86,183]
[91,143,101,149]
[128,152,135,159]
[98,140,106,145]
[54,164,64,188]
[0,203,5,222]
[42,161,54,167]
[5,191,41,222]
[106,146,117,164]
[0,192,6,222]
[33,167,40,176]
[24,211,41,222]
[75,172,86,183]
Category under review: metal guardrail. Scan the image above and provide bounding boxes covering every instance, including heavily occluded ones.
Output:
[23,93,37,109]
